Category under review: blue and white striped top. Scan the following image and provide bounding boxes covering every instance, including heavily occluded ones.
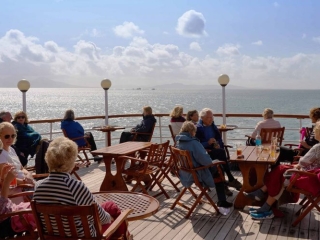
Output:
[34,172,111,237]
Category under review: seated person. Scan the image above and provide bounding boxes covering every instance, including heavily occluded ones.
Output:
[61,109,101,161]
[169,106,186,136]
[0,111,13,123]
[33,137,129,238]
[175,121,232,208]
[279,107,320,162]
[186,110,199,125]
[119,106,156,143]
[244,121,320,219]
[196,108,242,194]
[0,163,36,239]
[12,111,41,159]
[250,108,281,145]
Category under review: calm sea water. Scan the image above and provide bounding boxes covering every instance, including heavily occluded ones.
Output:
[1,88,319,147]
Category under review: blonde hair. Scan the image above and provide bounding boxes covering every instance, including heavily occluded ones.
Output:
[63,109,75,121]
[143,106,152,115]
[262,108,274,119]
[170,106,183,118]
[310,107,320,121]
[180,121,197,134]
[45,137,78,173]
[14,110,29,123]
[0,122,17,144]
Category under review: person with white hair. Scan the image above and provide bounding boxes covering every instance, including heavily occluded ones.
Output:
[196,108,242,196]
[251,108,281,138]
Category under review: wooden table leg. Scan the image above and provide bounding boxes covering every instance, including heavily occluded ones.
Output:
[234,162,268,209]
[100,156,128,191]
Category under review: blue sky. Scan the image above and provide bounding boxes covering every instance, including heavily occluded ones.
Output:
[1,0,320,88]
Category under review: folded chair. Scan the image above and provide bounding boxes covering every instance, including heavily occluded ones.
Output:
[169,146,225,219]
[246,127,285,146]
[284,169,320,227]
[30,200,133,240]
[121,141,170,199]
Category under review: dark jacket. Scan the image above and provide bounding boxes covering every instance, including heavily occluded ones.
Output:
[12,121,42,158]
[196,120,224,150]
[61,119,86,146]
[175,132,215,188]
[132,115,156,133]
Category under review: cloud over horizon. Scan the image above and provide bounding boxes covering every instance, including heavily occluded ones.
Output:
[113,22,144,38]
[0,29,320,89]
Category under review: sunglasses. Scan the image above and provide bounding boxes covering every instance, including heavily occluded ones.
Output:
[16,116,25,119]
[3,134,17,139]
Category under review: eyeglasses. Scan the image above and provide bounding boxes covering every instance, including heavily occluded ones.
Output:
[16,116,25,119]
[3,134,17,139]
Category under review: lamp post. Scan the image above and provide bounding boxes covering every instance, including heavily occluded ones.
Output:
[218,74,230,143]
[17,79,30,113]
[101,79,112,146]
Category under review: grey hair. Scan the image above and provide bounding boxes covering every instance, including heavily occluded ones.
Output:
[63,109,75,121]
[199,108,213,118]
[262,108,274,119]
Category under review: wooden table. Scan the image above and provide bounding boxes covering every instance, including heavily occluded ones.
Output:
[93,191,159,221]
[92,142,152,191]
[93,126,125,146]
[229,145,279,209]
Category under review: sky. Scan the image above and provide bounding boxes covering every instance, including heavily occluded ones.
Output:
[0,0,320,89]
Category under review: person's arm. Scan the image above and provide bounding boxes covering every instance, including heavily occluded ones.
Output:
[192,141,213,166]
[251,122,261,138]
[195,127,210,148]
[1,165,16,198]
[75,122,85,135]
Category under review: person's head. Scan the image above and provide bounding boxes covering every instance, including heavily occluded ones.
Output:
[180,121,197,137]
[63,109,75,121]
[170,106,183,118]
[262,108,274,119]
[309,107,320,123]
[186,110,199,123]
[0,111,12,122]
[143,106,152,116]
[45,137,78,173]
[200,108,214,126]
[0,122,17,150]
[314,121,320,142]
[13,110,29,124]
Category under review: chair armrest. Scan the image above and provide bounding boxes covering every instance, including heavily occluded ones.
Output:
[285,169,317,178]
[32,173,49,179]
[70,136,89,141]
[133,132,151,136]
[224,145,233,149]
[284,143,299,148]
[118,156,149,171]
[0,209,33,220]
[102,209,133,239]
[193,160,226,171]
[8,191,34,200]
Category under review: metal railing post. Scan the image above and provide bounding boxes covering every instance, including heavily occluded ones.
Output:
[49,122,53,140]
[158,116,162,143]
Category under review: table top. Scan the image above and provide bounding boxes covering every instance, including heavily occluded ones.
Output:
[92,141,152,156]
[229,145,279,164]
[93,191,159,221]
[92,126,125,132]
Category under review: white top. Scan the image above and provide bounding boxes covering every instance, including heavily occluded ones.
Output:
[0,147,24,179]
[298,143,320,171]
[251,118,281,137]
[170,122,184,136]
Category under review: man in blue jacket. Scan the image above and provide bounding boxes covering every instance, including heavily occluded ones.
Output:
[196,108,242,195]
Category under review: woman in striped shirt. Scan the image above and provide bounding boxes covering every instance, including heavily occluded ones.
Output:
[34,137,128,238]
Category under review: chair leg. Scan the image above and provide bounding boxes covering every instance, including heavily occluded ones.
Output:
[185,190,206,219]
[71,170,82,181]
[152,175,170,199]
[292,196,320,227]
[203,191,219,213]
[171,188,187,210]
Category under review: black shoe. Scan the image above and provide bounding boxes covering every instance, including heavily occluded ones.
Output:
[224,186,233,196]
[217,200,233,208]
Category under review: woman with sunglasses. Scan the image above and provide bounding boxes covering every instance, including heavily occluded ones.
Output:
[12,111,41,160]
[0,122,34,189]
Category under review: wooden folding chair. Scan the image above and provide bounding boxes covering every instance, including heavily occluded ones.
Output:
[284,126,313,157]
[168,124,176,146]
[131,123,156,142]
[246,127,285,146]
[283,169,320,227]
[169,146,225,218]
[30,200,132,240]
[121,141,170,199]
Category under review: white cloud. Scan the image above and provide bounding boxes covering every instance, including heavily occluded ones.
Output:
[302,33,306,39]
[1,29,320,89]
[176,10,207,37]
[113,22,144,38]
[273,2,279,7]
[216,44,240,56]
[312,36,320,43]
[189,42,202,51]
[252,40,263,46]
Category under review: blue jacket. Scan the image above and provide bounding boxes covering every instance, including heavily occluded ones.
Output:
[175,132,215,188]
[61,120,86,146]
[196,120,224,150]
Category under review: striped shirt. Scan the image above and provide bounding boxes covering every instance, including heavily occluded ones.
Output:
[34,172,111,237]
[251,118,281,137]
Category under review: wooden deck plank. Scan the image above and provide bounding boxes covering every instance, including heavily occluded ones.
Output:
[74,162,320,240]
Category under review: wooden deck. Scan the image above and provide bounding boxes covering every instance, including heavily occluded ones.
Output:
[77,160,319,240]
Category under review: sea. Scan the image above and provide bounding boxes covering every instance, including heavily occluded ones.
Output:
[1,88,319,148]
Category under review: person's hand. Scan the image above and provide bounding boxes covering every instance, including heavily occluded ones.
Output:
[1,164,17,184]
[299,140,310,149]
[293,164,301,170]
[208,138,216,145]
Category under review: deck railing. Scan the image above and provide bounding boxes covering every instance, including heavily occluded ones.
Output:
[29,113,310,147]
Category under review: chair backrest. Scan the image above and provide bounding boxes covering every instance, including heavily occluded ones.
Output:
[146,122,156,142]
[305,127,313,139]
[170,146,202,187]
[31,200,102,240]
[168,124,176,145]
[260,127,285,145]
[146,141,170,166]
